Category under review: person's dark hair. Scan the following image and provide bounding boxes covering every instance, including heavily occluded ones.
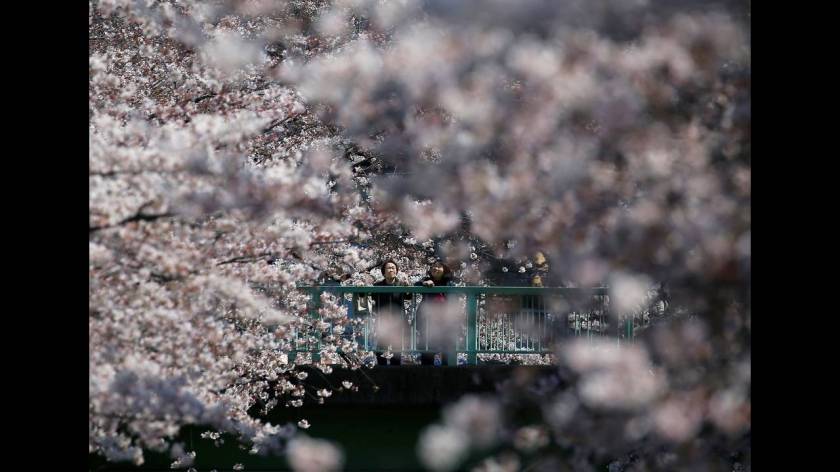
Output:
[380,259,400,274]
[428,260,450,274]
[427,260,453,281]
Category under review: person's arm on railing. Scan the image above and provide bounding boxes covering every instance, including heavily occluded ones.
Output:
[416,277,434,287]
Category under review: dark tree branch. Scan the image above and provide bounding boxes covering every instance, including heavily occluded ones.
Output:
[262,112,303,134]
[90,169,188,178]
[217,253,276,266]
[310,239,351,246]
[215,239,355,271]
[149,270,198,284]
[192,93,216,103]
[90,202,175,233]
[120,211,176,226]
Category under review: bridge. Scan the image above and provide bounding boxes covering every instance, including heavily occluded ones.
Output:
[293,286,638,367]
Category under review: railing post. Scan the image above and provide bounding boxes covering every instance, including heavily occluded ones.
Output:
[625,314,634,342]
[410,295,417,351]
[310,288,322,363]
[347,292,356,352]
[466,291,478,366]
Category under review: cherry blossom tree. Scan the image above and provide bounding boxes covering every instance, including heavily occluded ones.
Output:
[90,0,749,469]
[90,0,378,465]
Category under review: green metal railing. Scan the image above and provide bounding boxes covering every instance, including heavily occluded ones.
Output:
[294,286,636,366]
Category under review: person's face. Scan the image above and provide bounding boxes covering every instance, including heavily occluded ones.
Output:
[431,263,444,280]
[383,262,397,280]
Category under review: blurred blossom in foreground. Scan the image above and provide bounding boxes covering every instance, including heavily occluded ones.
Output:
[544,391,579,431]
[708,388,750,436]
[287,435,344,472]
[471,452,520,472]
[200,30,263,75]
[513,425,550,453]
[609,272,653,316]
[423,298,468,350]
[652,391,705,443]
[442,395,502,448]
[417,424,469,472]
[563,339,665,410]
[418,395,502,470]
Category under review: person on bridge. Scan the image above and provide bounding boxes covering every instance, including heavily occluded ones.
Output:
[371,259,411,365]
[373,259,411,312]
[414,260,456,365]
[416,260,454,291]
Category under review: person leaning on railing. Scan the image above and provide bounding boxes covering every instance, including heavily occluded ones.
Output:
[371,259,411,365]
[414,260,456,365]
[372,259,411,311]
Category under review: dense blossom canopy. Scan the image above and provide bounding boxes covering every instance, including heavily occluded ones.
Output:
[90,0,749,469]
